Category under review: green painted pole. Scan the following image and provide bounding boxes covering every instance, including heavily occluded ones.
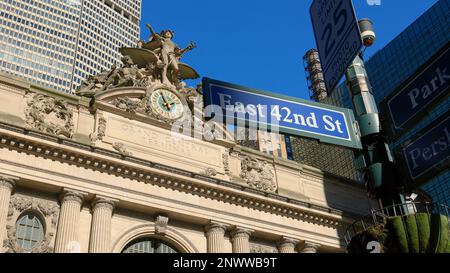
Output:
[345,27,407,209]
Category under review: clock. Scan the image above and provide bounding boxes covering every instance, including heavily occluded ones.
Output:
[148,88,186,121]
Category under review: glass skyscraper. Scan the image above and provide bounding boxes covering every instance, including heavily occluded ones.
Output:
[0,0,141,94]
[328,0,450,205]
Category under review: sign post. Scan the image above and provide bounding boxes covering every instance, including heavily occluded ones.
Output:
[310,1,407,208]
[310,0,363,92]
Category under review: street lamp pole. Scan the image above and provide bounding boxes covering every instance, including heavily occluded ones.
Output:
[345,19,406,209]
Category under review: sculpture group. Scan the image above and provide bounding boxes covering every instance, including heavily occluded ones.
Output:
[77,23,199,96]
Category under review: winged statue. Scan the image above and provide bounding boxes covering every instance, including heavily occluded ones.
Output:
[77,23,200,96]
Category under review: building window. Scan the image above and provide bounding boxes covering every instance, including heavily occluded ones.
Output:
[122,238,178,253]
[15,212,45,251]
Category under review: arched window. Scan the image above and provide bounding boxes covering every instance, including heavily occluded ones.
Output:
[15,212,45,251]
[122,238,178,253]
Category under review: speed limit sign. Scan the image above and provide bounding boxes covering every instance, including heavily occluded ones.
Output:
[310,0,362,92]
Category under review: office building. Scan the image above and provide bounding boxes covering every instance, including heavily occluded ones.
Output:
[0,0,141,93]
[256,131,291,160]
[284,51,362,183]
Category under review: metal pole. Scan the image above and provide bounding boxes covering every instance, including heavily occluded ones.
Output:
[344,20,407,210]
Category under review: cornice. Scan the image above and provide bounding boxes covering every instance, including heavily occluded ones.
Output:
[0,122,364,228]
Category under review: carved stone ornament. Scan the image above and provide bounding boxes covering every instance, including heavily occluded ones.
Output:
[240,156,277,192]
[25,93,74,138]
[110,96,154,115]
[250,244,278,253]
[199,168,218,177]
[112,142,132,156]
[91,197,116,212]
[89,115,107,146]
[0,176,16,191]
[76,23,201,95]
[222,153,231,176]
[4,196,60,253]
[155,215,169,235]
[4,225,54,254]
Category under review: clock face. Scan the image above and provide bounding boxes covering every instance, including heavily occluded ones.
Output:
[149,89,185,120]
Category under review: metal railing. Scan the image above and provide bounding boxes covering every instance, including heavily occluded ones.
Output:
[344,202,450,245]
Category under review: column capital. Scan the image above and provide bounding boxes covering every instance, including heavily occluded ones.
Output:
[91,196,118,212]
[205,221,228,235]
[277,236,300,249]
[0,175,18,191]
[277,236,300,251]
[230,227,253,240]
[59,188,88,205]
[299,241,321,253]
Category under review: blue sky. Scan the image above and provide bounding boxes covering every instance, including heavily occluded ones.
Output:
[140,0,438,101]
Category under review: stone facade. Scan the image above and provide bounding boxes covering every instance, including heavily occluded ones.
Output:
[0,72,377,253]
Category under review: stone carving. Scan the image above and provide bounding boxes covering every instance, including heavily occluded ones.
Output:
[222,154,230,176]
[250,244,278,253]
[89,115,107,146]
[112,142,132,156]
[77,56,147,96]
[77,23,199,95]
[144,23,197,87]
[8,196,32,220]
[5,196,59,253]
[91,198,115,211]
[97,116,107,139]
[0,176,16,191]
[4,225,54,253]
[240,156,277,192]
[155,215,169,235]
[3,225,20,253]
[109,96,158,119]
[300,241,321,253]
[111,97,141,114]
[8,196,59,226]
[25,93,74,138]
[200,168,218,177]
[60,190,86,205]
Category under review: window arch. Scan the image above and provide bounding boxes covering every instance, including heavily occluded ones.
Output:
[122,238,179,253]
[15,211,45,251]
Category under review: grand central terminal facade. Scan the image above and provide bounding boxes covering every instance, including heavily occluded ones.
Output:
[0,72,377,253]
[0,35,377,253]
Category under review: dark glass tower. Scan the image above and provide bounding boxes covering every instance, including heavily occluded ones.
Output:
[328,0,450,205]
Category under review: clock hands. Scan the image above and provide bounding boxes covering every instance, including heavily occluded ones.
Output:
[150,89,183,120]
[160,92,175,111]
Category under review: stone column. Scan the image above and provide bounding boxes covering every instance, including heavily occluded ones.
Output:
[205,222,227,253]
[89,197,117,253]
[230,227,253,253]
[54,189,86,253]
[299,241,321,253]
[277,237,299,253]
[0,176,16,252]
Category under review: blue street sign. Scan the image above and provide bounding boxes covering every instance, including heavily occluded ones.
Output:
[202,78,362,150]
[401,115,450,182]
[386,44,450,133]
[310,0,362,92]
